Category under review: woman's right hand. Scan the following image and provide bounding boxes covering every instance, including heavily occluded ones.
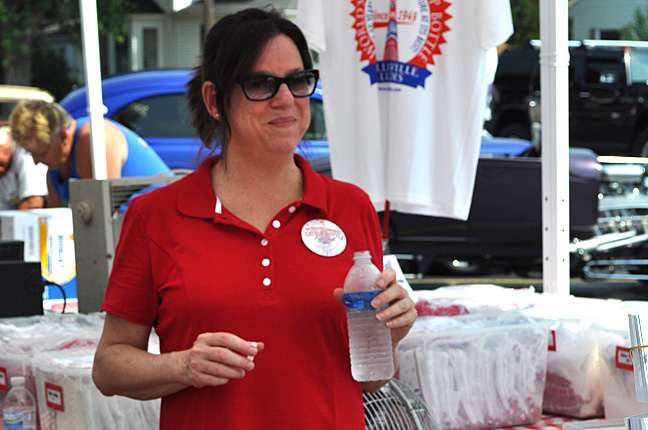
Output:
[93,314,265,400]
[184,333,264,388]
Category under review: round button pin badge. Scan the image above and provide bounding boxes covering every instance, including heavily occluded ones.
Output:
[301,219,347,257]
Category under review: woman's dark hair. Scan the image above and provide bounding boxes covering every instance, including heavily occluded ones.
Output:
[186,7,313,160]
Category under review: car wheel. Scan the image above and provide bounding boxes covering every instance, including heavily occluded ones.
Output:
[498,122,532,140]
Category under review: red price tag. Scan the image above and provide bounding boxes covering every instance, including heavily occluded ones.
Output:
[45,383,65,412]
[0,367,7,392]
[616,346,634,371]
[548,330,556,351]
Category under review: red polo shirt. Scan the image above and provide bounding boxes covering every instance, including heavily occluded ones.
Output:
[102,155,383,430]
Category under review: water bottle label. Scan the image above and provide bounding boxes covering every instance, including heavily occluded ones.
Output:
[3,410,24,428]
[344,291,383,312]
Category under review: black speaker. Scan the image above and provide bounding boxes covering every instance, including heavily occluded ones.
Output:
[0,241,24,262]
[0,261,44,318]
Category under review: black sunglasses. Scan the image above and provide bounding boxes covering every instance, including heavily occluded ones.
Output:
[238,69,319,101]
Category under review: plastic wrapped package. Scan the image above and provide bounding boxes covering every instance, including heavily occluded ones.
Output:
[0,353,37,430]
[598,327,648,418]
[0,314,105,430]
[629,313,648,403]
[396,312,550,430]
[627,413,648,430]
[522,297,623,419]
[594,301,648,418]
[412,285,542,316]
[0,314,104,356]
[563,418,626,430]
[33,342,160,430]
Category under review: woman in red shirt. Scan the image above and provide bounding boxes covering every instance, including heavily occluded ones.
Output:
[92,7,417,429]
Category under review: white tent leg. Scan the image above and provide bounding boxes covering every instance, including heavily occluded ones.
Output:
[79,0,107,180]
[540,0,571,295]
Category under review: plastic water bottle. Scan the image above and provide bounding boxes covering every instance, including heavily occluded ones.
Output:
[343,250,394,382]
[2,376,36,430]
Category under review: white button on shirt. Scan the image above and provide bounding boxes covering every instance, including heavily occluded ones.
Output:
[262,258,270,267]
[263,278,271,286]
[261,238,268,246]
[272,220,281,229]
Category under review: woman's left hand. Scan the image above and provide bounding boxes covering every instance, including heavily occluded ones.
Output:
[334,267,417,347]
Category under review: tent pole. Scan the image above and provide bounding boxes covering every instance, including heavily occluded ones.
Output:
[79,0,107,180]
[540,0,571,295]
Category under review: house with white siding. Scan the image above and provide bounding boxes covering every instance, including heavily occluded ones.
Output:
[66,0,298,83]
[569,0,648,39]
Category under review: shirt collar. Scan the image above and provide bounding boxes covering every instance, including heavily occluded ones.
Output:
[177,154,328,219]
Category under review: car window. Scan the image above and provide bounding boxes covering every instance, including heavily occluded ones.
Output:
[112,94,194,139]
[0,102,18,123]
[629,50,648,84]
[583,59,624,87]
[305,98,327,141]
[494,49,538,88]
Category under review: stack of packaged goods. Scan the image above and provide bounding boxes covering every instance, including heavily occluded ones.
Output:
[402,285,648,426]
[0,314,161,429]
[32,340,160,430]
[0,314,104,430]
[522,297,628,419]
[397,310,551,430]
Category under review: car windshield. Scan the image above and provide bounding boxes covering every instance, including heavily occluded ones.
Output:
[629,50,648,84]
[0,102,18,123]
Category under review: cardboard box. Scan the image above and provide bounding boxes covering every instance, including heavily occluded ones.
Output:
[29,209,78,313]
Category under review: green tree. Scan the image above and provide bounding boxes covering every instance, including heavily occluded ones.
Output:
[509,0,540,47]
[620,6,648,40]
[31,45,81,101]
[0,0,133,86]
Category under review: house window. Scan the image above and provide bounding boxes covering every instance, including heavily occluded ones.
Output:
[599,30,620,40]
[143,28,158,70]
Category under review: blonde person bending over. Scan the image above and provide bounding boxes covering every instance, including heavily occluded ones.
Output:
[9,101,169,207]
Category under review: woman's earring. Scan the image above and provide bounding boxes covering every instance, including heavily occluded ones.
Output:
[215,112,221,120]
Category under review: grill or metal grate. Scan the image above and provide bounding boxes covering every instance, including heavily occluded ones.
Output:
[364,379,438,430]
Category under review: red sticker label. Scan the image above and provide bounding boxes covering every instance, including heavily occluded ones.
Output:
[616,346,634,371]
[548,330,556,351]
[0,367,7,392]
[45,383,65,412]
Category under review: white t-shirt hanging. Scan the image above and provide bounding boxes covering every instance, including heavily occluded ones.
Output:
[297,0,513,220]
